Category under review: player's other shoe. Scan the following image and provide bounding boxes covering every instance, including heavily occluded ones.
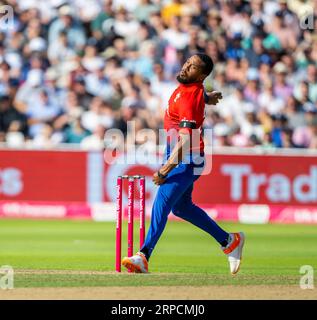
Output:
[122,252,148,273]
[222,232,245,275]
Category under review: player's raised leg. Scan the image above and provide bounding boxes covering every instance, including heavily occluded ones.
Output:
[172,184,245,275]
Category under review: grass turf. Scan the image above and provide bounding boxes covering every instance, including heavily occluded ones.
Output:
[0,219,316,287]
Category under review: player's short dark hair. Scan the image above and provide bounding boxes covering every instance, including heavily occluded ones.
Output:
[195,53,214,76]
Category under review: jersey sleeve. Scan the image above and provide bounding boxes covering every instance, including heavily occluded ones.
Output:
[178,90,203,134]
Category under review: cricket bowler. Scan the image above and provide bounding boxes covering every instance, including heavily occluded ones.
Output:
[122,53,245,274]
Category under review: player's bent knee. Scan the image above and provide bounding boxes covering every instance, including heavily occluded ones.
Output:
[173,199,198,216]
[172,204,192,218]
[172,208,191,219]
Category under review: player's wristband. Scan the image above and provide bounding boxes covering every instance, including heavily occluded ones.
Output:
[157,170,167,179]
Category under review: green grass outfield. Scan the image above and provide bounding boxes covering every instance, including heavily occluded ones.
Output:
[0,219,316,288]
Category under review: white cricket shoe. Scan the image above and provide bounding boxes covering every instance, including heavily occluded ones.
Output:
[122,252,148,273]
[222,232,245,275]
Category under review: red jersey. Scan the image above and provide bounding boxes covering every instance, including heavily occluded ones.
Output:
[164,82,205,153]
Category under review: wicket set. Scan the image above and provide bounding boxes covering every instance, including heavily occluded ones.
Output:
[116,175,145,272]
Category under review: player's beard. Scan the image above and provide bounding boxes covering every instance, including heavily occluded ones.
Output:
[176,74,192,84]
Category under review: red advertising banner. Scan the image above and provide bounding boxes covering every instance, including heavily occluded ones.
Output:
[0,150,87,201]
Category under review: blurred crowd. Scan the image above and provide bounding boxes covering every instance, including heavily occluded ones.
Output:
[0,0,317,150]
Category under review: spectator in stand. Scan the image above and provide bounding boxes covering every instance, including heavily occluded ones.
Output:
[293,109,317,148]
[295,81,317,113]
[31,123,59,148]
[273,62,293,100]
[243,68,260,106]
[266,10,297,50]
[5,120,25,148]
[48,5,86,51]
[245,33,270,69]
[26,89,61,138]
[261,132,275,149]
[305,64,317,103]
[230,127,249,147]
[81,96,114,132]
[270,113,289,148]
[64,117,90,144]
[134,0,160,22]
[48,30,77,65]
[240,106,264,143]
[80,124,106,150]
[14,69,45,113]
[214,83,248,128]
[284,95,306,129]
[258,79,285,115]
[161,0,184,26]
[91,0,113,41]
[0,95,28,137]
[162,15,190,51]
[206,9,225,40]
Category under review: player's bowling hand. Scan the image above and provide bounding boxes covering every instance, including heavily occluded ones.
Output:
[152,172,166,186]
[205,91,223,105]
